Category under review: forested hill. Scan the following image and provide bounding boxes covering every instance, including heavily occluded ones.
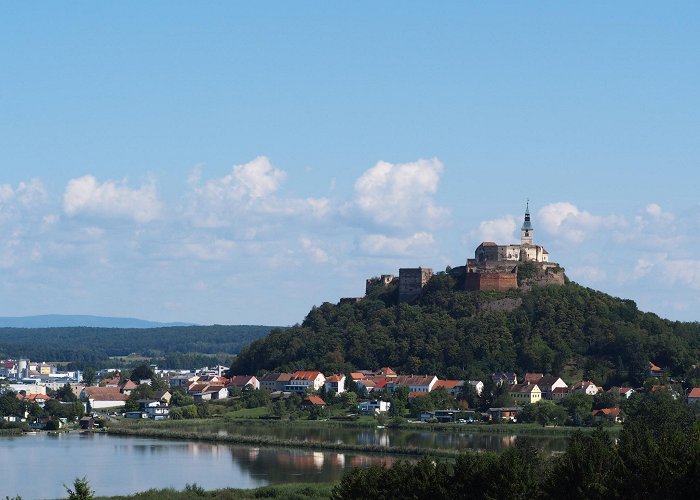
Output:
[231,274,700,386]
[0,325,275,367]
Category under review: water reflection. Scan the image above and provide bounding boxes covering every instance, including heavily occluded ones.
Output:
[0,432,410,499]
[195,422,568,453]
[228,446,402,483]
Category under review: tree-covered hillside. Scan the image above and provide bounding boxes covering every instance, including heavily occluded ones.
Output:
[231,275,700,386]
[0,325,275,368]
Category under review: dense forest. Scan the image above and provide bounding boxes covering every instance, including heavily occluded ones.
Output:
[0,325,275,369]
[231,274,700,386]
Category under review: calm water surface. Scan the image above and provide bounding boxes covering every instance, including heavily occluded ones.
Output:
[0,432,399,499]
[191,422,570,454]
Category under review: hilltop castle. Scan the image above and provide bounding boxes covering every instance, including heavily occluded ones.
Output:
[464,203,563,292]
[356,203,564,304]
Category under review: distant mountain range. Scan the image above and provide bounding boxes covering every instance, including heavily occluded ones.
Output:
[0,315,196,329]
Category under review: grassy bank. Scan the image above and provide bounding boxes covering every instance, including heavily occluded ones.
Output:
[117,415,617,437]
[107,426,462,459]
[0,428,23,436]
[96,482,333,500]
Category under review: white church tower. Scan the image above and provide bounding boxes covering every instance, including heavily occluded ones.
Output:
[521,201,533,246]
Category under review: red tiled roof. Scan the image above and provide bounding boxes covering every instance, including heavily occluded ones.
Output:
[120,380,137,391]
[325,374,344,383]
[648,361,663,372]
[350,372,365,380]
[688,387,700,399]
[292,371,323,380]
[304,396,326,406]
[592,407,621,417]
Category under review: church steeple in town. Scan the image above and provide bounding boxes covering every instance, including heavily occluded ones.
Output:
[521,200,533,246]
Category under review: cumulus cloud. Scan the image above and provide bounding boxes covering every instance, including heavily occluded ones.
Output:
[0,178,48,223]
[63,175,162,223]
[186,157,330,227]
[628,254,700,290]
[474,215,517,244]
[359,232,434,255]
[538,202,625,243]
[300,237,330,263]
[353,158,448,229]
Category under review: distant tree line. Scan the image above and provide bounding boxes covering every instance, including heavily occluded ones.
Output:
[232,277,700,386]
[0,325,275,368]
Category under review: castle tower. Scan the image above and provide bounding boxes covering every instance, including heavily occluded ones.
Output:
[521,201,533,246]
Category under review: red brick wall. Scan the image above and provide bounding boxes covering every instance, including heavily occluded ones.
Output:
[465,272,518,292]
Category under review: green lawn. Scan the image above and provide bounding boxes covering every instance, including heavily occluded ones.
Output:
[225,407,270,418]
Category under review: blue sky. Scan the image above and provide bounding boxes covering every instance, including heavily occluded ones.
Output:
[1,3,699,325]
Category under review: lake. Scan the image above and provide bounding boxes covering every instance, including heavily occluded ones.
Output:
[186,420,570,454]
[0,432,400,499]
[0,426,571,498]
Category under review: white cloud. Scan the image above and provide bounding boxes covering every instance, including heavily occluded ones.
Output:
[538,202,625,243]
[300,237,330,263]
[0,178,48,224]
[473,215,517,244]
[354,158,448,229]
[186,157,329,228]
[659,258,700,290]
[360,232,434,255]
[181,239,236,261]
[63,175,162,223]
[568,265,607,283]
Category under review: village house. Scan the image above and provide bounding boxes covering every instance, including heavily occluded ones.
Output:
[609,387,635,399]
[592,407,624,424]
[487,407,522,422]
[301,395,326,410]
[285,371,326,393]
[523,373,544,385]
[648,361,664,378]
[433,380,464,397]
[536,375,568,400]
[81,386,129,410]
[468,380,484,396]
[169,374,199,389]
[258,373,293,392]
[186,381,228,401]
[492,372,518,386]
[571,380,599,396]
[688,387,700,405]
[324,374,346,395]
[387,375,438,394]
[138,399,170,420]
[550,387,570,401]
[509,383,542,404]
[119,379,138,395]
[358,400,391,415]
[228,375,260,391]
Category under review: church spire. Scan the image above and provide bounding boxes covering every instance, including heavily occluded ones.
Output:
[521,200,533,245]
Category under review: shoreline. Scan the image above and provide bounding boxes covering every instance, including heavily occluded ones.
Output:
[106,425,464,459]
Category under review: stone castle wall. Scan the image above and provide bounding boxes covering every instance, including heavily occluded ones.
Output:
[464,272,519,292]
